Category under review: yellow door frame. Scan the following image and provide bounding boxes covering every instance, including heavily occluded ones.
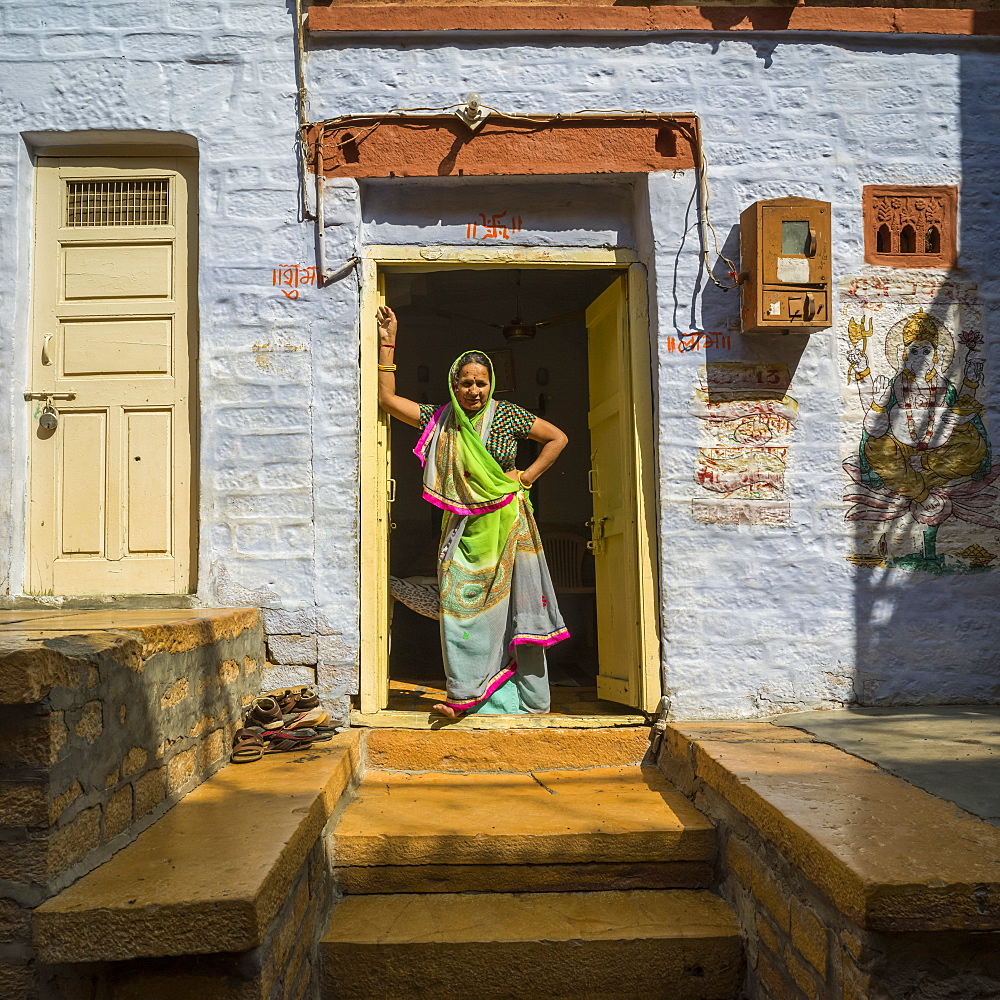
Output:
[358,245,659,728]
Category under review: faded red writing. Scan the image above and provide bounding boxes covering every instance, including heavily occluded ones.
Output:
[466,212,524,239]
[667,333,732,353]
[842,276,979,306]
[272,265,317,299]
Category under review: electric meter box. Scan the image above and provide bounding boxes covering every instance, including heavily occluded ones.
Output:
[740,197,832,334]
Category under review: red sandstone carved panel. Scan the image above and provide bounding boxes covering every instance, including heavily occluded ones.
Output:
[863,186,958,269]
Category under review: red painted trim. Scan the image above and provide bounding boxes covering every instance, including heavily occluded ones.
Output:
[310,116,697,178]
[308,5,1000,36]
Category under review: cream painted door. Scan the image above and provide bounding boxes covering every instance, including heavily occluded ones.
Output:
[586,270,660,713]
[27,158,196,595]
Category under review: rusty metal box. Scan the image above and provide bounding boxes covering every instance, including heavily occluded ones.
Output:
[740,197,831,334]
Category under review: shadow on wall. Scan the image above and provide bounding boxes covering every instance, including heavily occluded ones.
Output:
[846,27,1000,705]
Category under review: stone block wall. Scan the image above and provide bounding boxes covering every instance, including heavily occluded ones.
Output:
[0,615,264,998]
[41,837,334,1000]
[659,733,1000,1000]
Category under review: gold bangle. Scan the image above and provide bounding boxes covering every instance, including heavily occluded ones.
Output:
[853,367,870,381]
[378,364,396,372]
[870,401,886,413]
[516,471,531,489]
[964,378,979,388]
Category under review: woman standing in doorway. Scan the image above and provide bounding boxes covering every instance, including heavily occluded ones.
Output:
[376,305,570,717]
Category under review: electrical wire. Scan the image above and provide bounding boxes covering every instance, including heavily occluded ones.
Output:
[310,101,739,291]
[292,0,313,218]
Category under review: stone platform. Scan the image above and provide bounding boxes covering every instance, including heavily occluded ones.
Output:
[0,608,266,1000]
[776,705,1000,827]
[659,715,1000,1000]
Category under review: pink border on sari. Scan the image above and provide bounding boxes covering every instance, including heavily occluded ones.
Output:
[443,660,517,711]
[420,487,516,517]
[510,627,571,649]
[413,404,447,467]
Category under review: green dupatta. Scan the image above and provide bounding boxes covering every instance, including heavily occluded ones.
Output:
[413,352,568,713]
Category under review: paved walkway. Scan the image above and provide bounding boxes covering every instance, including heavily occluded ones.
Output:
[773,706,1000,827]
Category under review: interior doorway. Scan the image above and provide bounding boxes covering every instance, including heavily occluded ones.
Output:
[387,265,613,716]
[358,247,660,727]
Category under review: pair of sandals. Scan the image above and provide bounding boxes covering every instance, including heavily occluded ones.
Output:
[230,724,335,763]
[231,687,337,764]
[249,688,329,731]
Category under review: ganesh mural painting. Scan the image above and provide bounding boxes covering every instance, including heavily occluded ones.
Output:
[841,278,999,572]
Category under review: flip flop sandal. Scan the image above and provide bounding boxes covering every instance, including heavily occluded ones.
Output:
[263,728,318,753]
[249,696,284,730]
[231,729,265,764]
[283,708,328,730]
[262,726,319,744]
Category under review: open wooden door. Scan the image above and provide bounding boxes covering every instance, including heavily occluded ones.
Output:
[359,265,393,712]
[586,269,660,713]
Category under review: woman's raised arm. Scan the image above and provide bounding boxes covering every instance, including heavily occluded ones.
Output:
[376,306,421,428]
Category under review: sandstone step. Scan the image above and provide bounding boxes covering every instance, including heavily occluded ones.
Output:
[33,732,362,964]
[334,765,715,893]
[362,725,652,772]
[319,888,743,1000]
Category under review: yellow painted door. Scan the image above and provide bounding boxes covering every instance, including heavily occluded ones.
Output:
[587,270,660,712]
[360,265,393,712]
[27,158,196,595]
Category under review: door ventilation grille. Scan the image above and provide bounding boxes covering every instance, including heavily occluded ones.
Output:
[65,180,170,227]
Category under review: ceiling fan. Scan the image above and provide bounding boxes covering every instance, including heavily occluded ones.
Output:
[434,270,584,342]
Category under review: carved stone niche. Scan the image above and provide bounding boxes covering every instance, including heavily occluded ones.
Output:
[863,185,958,268]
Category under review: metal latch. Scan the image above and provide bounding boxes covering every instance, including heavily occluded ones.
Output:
[585,515,610,553]
[24,393,75,432]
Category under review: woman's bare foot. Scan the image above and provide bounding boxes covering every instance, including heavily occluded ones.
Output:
[431,703,458,719]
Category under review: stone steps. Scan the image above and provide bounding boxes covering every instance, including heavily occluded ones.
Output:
[319,889,743,1000]
[322,755,741,999]
[362,724,653,772]
[33,733,362,966]
[333,765,715,893]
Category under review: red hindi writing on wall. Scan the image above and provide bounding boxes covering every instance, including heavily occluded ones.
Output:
[666,333,732,353]
[466,212,524,239]
[272,265,317,299]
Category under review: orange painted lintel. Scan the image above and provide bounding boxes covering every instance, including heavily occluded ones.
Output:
[307,5,1000,37]
[308,115,698,178]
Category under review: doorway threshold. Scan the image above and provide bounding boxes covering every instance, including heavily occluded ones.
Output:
[351,710,647,730]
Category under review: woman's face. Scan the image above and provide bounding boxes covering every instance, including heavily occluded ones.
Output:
[455,362,490,413]
[904,340,935,374]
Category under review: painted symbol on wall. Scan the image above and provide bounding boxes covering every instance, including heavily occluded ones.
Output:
[840,277,999,573]
[272,265,317,299]
[666,332,733,353]
[692,363,798,525]
[465,212,523,240]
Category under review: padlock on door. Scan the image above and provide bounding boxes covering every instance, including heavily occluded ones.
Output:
[39,403,58,430]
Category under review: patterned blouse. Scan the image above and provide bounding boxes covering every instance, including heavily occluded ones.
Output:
[418,400,536,471]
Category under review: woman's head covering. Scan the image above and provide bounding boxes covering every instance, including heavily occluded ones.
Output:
[449,351,494,413]
[413,349,515,516]
[450,350,492,385]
